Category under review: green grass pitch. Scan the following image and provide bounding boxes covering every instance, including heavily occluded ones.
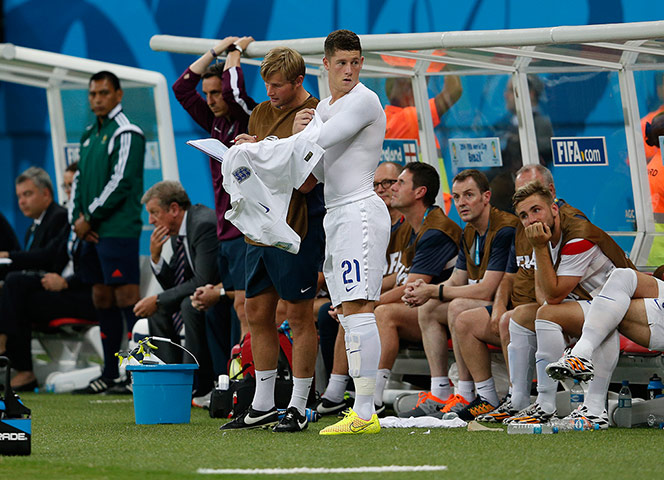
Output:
[2,392,663,479]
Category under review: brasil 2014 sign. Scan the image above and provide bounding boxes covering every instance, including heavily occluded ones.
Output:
[551,136,608,167]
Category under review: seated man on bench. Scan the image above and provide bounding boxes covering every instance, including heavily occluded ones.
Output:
[401,169,517,418]
[546,267,664,421]
[0,163,95,391]
[504,181,634,428]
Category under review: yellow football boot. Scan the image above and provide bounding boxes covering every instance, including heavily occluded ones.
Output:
[319,408,380,435]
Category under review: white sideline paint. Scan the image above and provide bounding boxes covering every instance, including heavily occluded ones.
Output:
[89,399,133,404]
[198,465,448,475]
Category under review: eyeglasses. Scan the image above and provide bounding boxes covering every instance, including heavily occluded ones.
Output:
[373,179,398,190]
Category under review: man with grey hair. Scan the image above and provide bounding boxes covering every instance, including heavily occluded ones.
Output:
[0,164,93,392]
[133,180,219,395]
[0,167,68,276]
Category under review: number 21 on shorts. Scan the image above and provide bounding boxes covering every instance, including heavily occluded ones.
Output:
[341,259,361,292]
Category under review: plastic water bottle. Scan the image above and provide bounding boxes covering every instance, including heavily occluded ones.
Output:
[614,380,633,428]
[305,408,321,422]
[551,417,599,432]
[277,408,321,422]
[217,374,230,391]
[570,379,584,411]
[647,373,663,400]
[507,423,556,434]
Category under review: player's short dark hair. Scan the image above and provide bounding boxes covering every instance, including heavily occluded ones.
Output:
[324,29,362,58]
[646,112,664,147]
[512,180,554,210]
[202,63,225,81]
[65,162,79,174]
[452,169,490,194]
[141,180,191,210]
[89,71,121,91]
[404,162,439,207]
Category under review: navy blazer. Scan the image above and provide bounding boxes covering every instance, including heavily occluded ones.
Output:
[9,201,69,272]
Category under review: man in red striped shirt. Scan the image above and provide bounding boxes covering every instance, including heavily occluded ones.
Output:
[504,181,633,427]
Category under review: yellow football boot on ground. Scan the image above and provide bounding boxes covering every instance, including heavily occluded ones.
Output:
[319,408,381,435]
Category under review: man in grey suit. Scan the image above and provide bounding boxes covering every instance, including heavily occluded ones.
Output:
[134,180,219,394]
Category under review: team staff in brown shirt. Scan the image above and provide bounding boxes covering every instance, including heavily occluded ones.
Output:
[221,47,324,433]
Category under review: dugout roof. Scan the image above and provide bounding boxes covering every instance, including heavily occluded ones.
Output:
[154,21,664,266]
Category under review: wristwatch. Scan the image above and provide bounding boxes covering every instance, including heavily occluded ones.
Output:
[226,43,243,54]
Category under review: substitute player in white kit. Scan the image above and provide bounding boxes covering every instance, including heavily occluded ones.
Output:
[293,29,390,435]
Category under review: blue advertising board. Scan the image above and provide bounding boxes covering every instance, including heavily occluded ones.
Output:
[381,139,419,166]
[551,136,608,166]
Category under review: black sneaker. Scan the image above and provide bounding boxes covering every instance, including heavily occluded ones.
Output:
[73,376,121,394]
[273,407,308,432]
[106,376,132,395]
[457,396,496,421]
[219,406,279,430]
[476,395,518,423]
[313,397,348,416]
[375,403,387,418]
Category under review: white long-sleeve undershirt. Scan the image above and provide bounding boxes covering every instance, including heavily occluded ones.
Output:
[315,82,386,208]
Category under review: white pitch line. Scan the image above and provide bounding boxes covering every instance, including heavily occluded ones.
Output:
[89,399,134,404]
[197,465,447,475]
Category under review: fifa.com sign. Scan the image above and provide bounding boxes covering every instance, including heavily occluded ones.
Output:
[551,137,608,167]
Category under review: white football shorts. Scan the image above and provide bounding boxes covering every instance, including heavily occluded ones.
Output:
[323,193,390,307]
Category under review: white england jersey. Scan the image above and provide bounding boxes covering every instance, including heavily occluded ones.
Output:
[315,81,390,304]
[536,237,615,298]
[315,82,386,208]
[221,115,324,253]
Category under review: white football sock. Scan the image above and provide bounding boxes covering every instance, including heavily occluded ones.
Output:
[341,313,381,420]
[289,377,313,415]
[457,380,475,403]
[374,369,390,407]
[508,319,537,410]
[252,368,277,412]
[476,377,499,407]
[534,319,565,414]
[572,268,638,359]
[431,376,452,401]
[585,330,620,416]
[322,374,349,403]
[353,392,375,420]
